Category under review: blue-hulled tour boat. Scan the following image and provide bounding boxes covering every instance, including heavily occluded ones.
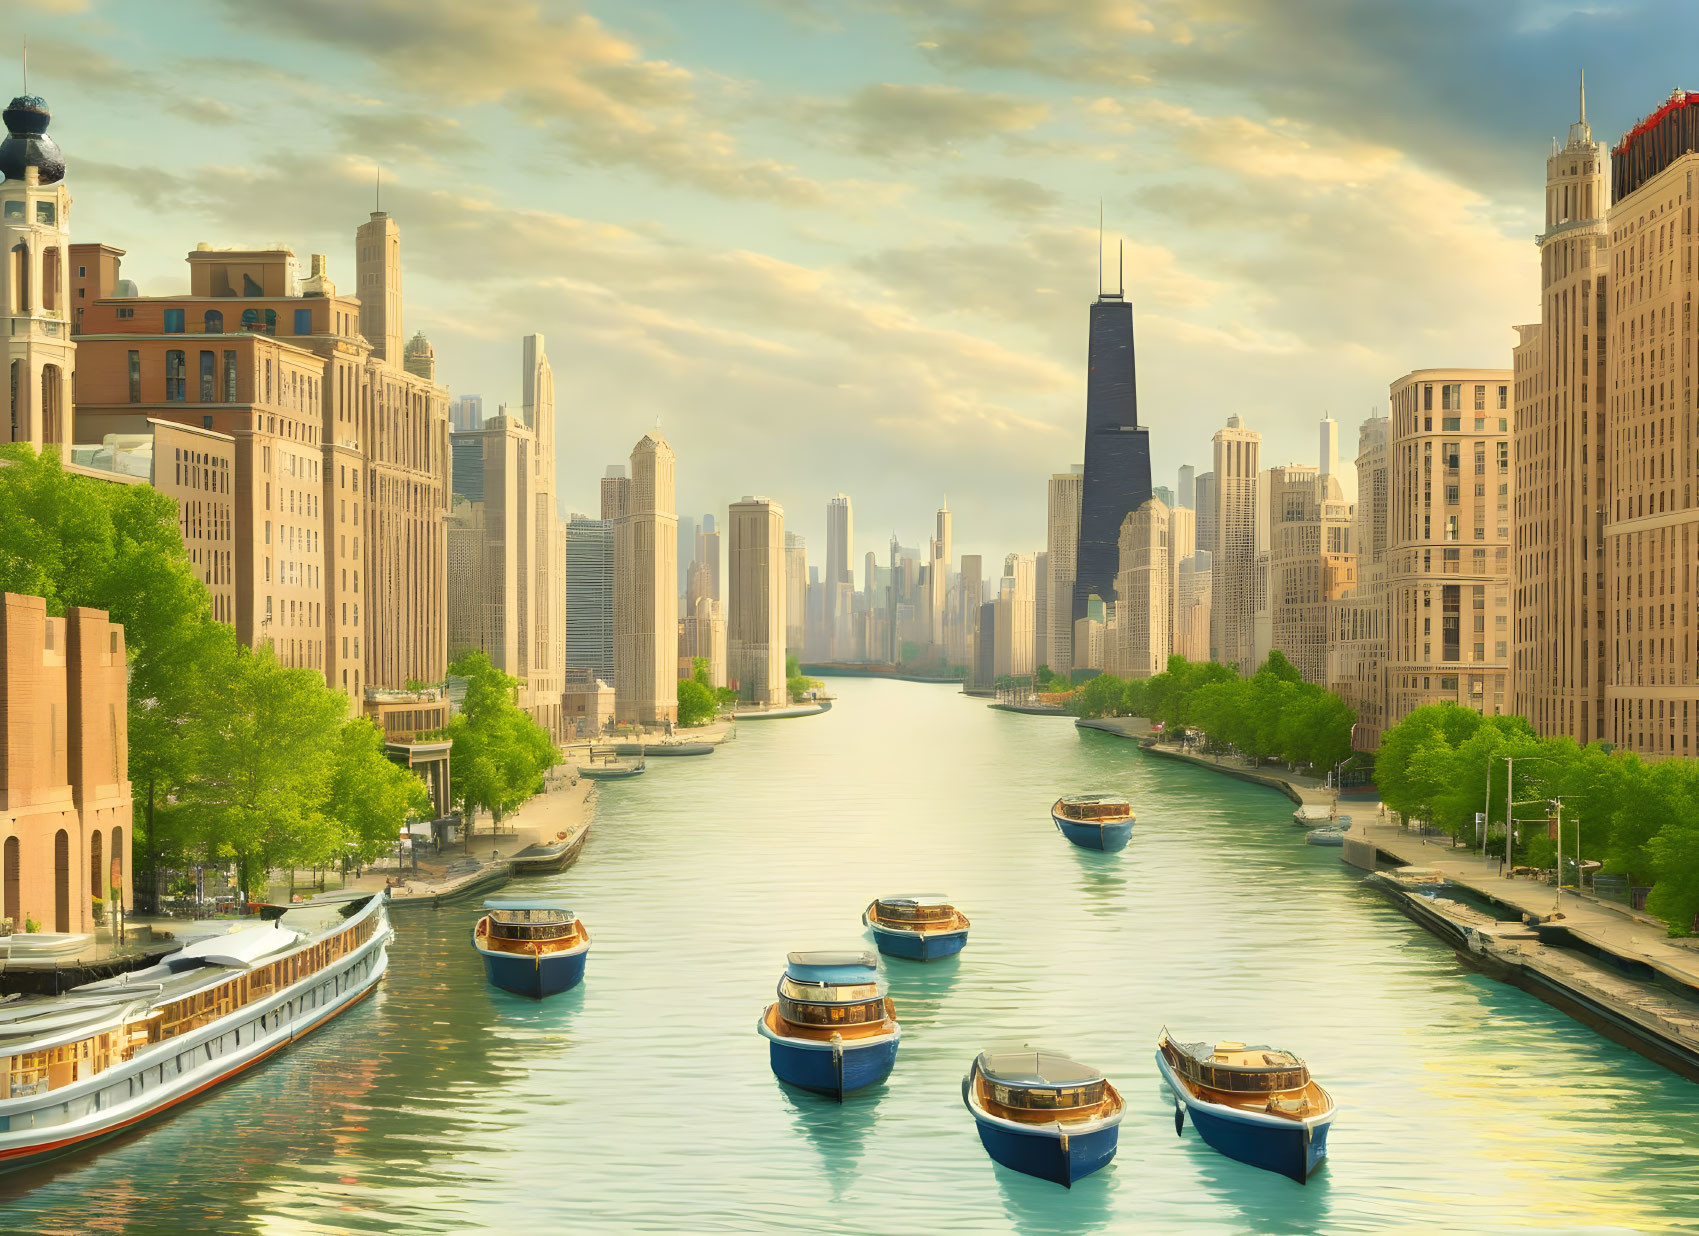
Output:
[757,951,900,1099]
[961,1047,1124,1187]
[1157,1030,1336,1184]
[1051,794,1135,852]
[862,894,970,960]
[472,900,590,999]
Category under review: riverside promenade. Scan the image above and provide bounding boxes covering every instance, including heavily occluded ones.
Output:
[1104,728,1337,812]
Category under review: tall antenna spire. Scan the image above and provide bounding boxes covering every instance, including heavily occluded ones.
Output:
[1579,69,1587,126]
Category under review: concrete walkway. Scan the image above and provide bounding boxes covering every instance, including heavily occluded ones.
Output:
[1349,814,1699,986]
[1132,737,1335,809]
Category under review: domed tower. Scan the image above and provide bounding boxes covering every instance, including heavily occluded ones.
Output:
[403,329,435,380]
[2,93,75,453]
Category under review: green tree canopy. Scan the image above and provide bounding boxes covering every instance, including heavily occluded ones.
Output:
[443,650,558,827]
[678,678,716,726]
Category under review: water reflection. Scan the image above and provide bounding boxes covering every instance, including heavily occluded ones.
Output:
[1067,843,1130,916]
[780,1085,879,1197]
[990,1152,1116,1236]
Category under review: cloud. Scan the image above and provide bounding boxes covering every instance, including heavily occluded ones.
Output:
[29,36,239,128]
[943,175,1063,218]
[212,0,828,204]
[332,107,474,168]
[836,83,1050,157]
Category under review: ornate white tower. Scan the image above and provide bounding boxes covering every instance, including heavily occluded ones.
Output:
[1,93,74,452]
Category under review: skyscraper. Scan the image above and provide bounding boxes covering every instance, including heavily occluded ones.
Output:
[1210,416,1261,674]
[729,497,786,706]
[449,394,484,433]
[1178,464,1196,511]
[928,505,951,647]
[1072,263,1152,625]
[565,514,615,688]
[614,432,679,724]
[1195,471,1217,555]
[825,494,853,656]
[355,209,402,365]
[678,515,697,599]
[1046,468,1084,672]
[784,533,807,655]
[702,513,721,603]
[994,553,1037,678]
[1109,498,1171,678]
[1513,79,1608,746]
[600,465,630,521]
[522,335,563,739]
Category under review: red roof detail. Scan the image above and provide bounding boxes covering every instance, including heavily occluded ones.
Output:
[1614,91,1697,156]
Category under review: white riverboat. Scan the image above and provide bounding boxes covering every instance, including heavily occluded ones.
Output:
[0,891,391,1173]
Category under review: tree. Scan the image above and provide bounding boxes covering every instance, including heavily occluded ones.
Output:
[178,642,349,898]
[328,718,432,866]
[678,678,716,726]
[443,650,558,833]
[1257,650,1303,685]
[786,653,800,679]
[692,656,713,689]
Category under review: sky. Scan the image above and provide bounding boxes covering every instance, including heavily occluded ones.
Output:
[15,0,1699,565]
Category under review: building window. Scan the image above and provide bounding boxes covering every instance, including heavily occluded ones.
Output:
[202,415,213,429]
[1497,385,1508,409]
[221,349,237,402]
[264,309,277,336]
[199,350,216,401]
[294,308,311,334]
[241,308,259,331]
[165,350,186,401]
[127,350,140,403]
[1423,384,1433,411]
[205,309,223,334]
[35,200,54,225]
[1474,384,1486,410]
[163,308,185,334]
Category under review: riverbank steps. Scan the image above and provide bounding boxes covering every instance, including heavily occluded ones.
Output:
[12,678,1699,1231]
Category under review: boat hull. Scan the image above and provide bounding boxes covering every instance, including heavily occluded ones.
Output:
[1156,1052,1333,1183]
[0,909,391,1174]
[757,1010,899,1098]
[475,938,589,998]
[1052,811,1133,852]
[578,766,644,780]
[961,1076,1120,1186]
[867,923,968,961]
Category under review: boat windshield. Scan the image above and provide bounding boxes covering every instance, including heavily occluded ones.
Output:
[873,899,955,924]
[777,975,882,1004]
[776,993,887,1028]
[1058,797,1130,822]
[986,1079,1107,1111]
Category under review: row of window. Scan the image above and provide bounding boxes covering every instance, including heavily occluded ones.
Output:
[160,307,312,336]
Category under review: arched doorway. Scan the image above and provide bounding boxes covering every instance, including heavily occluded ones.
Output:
[89,831,103,915]
[110,826,123,905]
[53,829,69,933]
[3,837,17,929]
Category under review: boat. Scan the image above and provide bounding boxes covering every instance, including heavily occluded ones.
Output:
[1304,826,1347,847]
[756,951,900,1099]
[508,825,590,876]
[613,742,714,757]
[1156,1030,1337,1183]
[1051,794,1135,852]
[961,1047,1124,1187]
[1292,804,1333,827]
[577,759,645,780]
[0,891,391,1173]
[862,895,970,961]
[472,900,590,998]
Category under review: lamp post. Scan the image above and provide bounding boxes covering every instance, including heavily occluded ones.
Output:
[1494,754,1554,872]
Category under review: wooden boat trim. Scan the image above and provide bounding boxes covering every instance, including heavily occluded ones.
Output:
[964,1062,1123,1136]
[862,902,971,935]
[1156,1039,1335,1125]
[761,999,897,1044]
[473,917,590,958]
[1051,797,1134,825]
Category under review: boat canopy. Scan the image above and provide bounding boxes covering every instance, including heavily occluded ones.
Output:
[1058,793,1128,807]
[785,950,877,985]
[977,1048,1104,1090]
[166,923,302,971]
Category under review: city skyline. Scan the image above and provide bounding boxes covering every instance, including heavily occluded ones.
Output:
[17,2,1699,561]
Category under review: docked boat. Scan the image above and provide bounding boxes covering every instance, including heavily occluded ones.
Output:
[1304,826,1347,847]
[508,826,590,876]
[861,895,970,961]
[0,891,391,1173]
[961,1047,1124,1187]
[1156,1030,1336,1183]
[756,951,900,1099]
[578,759,645,780]
[1051,794,1135,852]
[472,900,590,998]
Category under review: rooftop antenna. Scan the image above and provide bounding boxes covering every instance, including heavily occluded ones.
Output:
[1579,69,1587,126]
[1097,199,1103,296]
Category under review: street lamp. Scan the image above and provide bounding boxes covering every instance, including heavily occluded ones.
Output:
[1490,753,1554,871]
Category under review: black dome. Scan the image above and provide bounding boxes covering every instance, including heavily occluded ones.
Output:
[0,95,65,186]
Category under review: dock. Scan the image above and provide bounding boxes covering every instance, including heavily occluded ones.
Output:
[1353,823,1699,1080]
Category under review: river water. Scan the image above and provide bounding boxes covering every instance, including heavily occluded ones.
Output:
[11,678,1699,1233]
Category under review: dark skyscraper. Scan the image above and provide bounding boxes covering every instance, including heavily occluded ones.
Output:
[1072,272,1151,623]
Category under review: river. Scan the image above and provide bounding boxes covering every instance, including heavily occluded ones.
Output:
[12,677,1699,1233]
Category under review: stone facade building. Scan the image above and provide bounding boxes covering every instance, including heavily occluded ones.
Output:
[1046,468,1083,672]
[1386,369,1514,724]
[1210,415,1262,675]
[614,432,678,724]
[728,497,786,706]
[0,594,131,934]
